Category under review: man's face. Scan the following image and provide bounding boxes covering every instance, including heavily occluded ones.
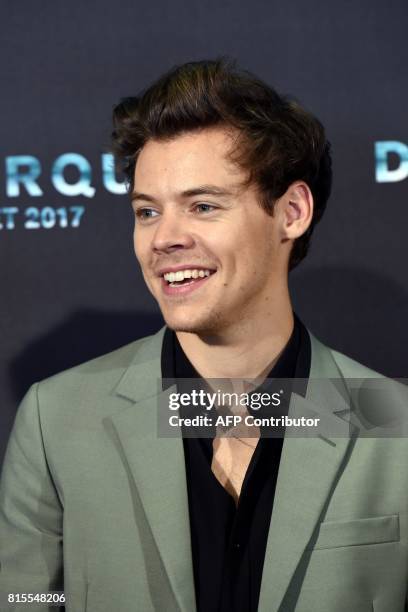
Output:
[132,127,286,335]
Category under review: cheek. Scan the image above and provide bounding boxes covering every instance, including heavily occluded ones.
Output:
[133,240,141,264]
[133,230,148,265]
[132,225,138,250]
[234,223,275,280]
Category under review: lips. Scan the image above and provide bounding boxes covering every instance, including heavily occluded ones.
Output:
[160,269,216,296]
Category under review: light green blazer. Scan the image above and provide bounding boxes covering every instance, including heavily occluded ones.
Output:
[0,327,407,611]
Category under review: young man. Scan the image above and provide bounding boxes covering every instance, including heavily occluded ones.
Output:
[1,60,407,612]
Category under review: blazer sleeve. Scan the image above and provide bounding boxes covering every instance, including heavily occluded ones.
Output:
[0,383,64,610]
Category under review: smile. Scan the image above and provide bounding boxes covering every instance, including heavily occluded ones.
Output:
[160,268,216,296]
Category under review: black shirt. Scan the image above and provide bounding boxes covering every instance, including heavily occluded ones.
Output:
[161,315,311,612]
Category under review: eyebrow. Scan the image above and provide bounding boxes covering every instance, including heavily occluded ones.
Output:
[130,184,235,204]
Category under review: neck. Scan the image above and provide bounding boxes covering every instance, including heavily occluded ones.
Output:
[176,289,294,381]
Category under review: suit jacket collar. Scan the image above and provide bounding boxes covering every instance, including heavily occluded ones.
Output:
[108,326,354,612]
[112,326,166,403]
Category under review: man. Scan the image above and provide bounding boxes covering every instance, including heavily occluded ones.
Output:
[0,59,407,612]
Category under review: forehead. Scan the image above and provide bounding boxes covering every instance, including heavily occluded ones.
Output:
[134,127,244,194]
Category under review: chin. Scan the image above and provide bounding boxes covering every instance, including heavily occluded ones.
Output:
[164,319,210,334]
[162,309,223,335]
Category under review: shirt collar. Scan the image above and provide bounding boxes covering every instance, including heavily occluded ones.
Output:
[161,313,310,395]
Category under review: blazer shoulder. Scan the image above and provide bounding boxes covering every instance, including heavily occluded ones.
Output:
[329,347,386,380]
[37,326,165,395]
[308,330,386,381]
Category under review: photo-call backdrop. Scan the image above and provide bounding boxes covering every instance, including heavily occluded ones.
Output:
[1,0,407,464]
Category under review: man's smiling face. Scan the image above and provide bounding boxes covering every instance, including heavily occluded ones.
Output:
[132,127,286,335]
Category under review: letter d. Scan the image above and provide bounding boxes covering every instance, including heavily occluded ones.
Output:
[375,141,408,183]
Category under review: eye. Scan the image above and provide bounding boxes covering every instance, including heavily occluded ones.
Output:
[194,203,217,214]
[135,208,159,221]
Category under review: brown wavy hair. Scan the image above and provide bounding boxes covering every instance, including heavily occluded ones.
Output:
[111,58,332,270]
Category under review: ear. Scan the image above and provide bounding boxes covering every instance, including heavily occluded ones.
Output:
[278,181,314,240]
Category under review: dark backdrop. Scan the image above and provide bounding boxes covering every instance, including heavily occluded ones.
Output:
[1,0,407,464]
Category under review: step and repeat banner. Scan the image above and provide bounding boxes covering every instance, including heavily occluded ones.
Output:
[1,0,407,463]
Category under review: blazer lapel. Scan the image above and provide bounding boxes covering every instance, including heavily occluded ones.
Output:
[258,332,356,612]
[105,326,356,612]
[107,328,196,612]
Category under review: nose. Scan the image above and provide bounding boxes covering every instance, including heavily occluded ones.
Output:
[151,209,195,254]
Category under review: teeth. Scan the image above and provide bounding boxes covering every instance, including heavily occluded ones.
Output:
[163,268,213,282]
